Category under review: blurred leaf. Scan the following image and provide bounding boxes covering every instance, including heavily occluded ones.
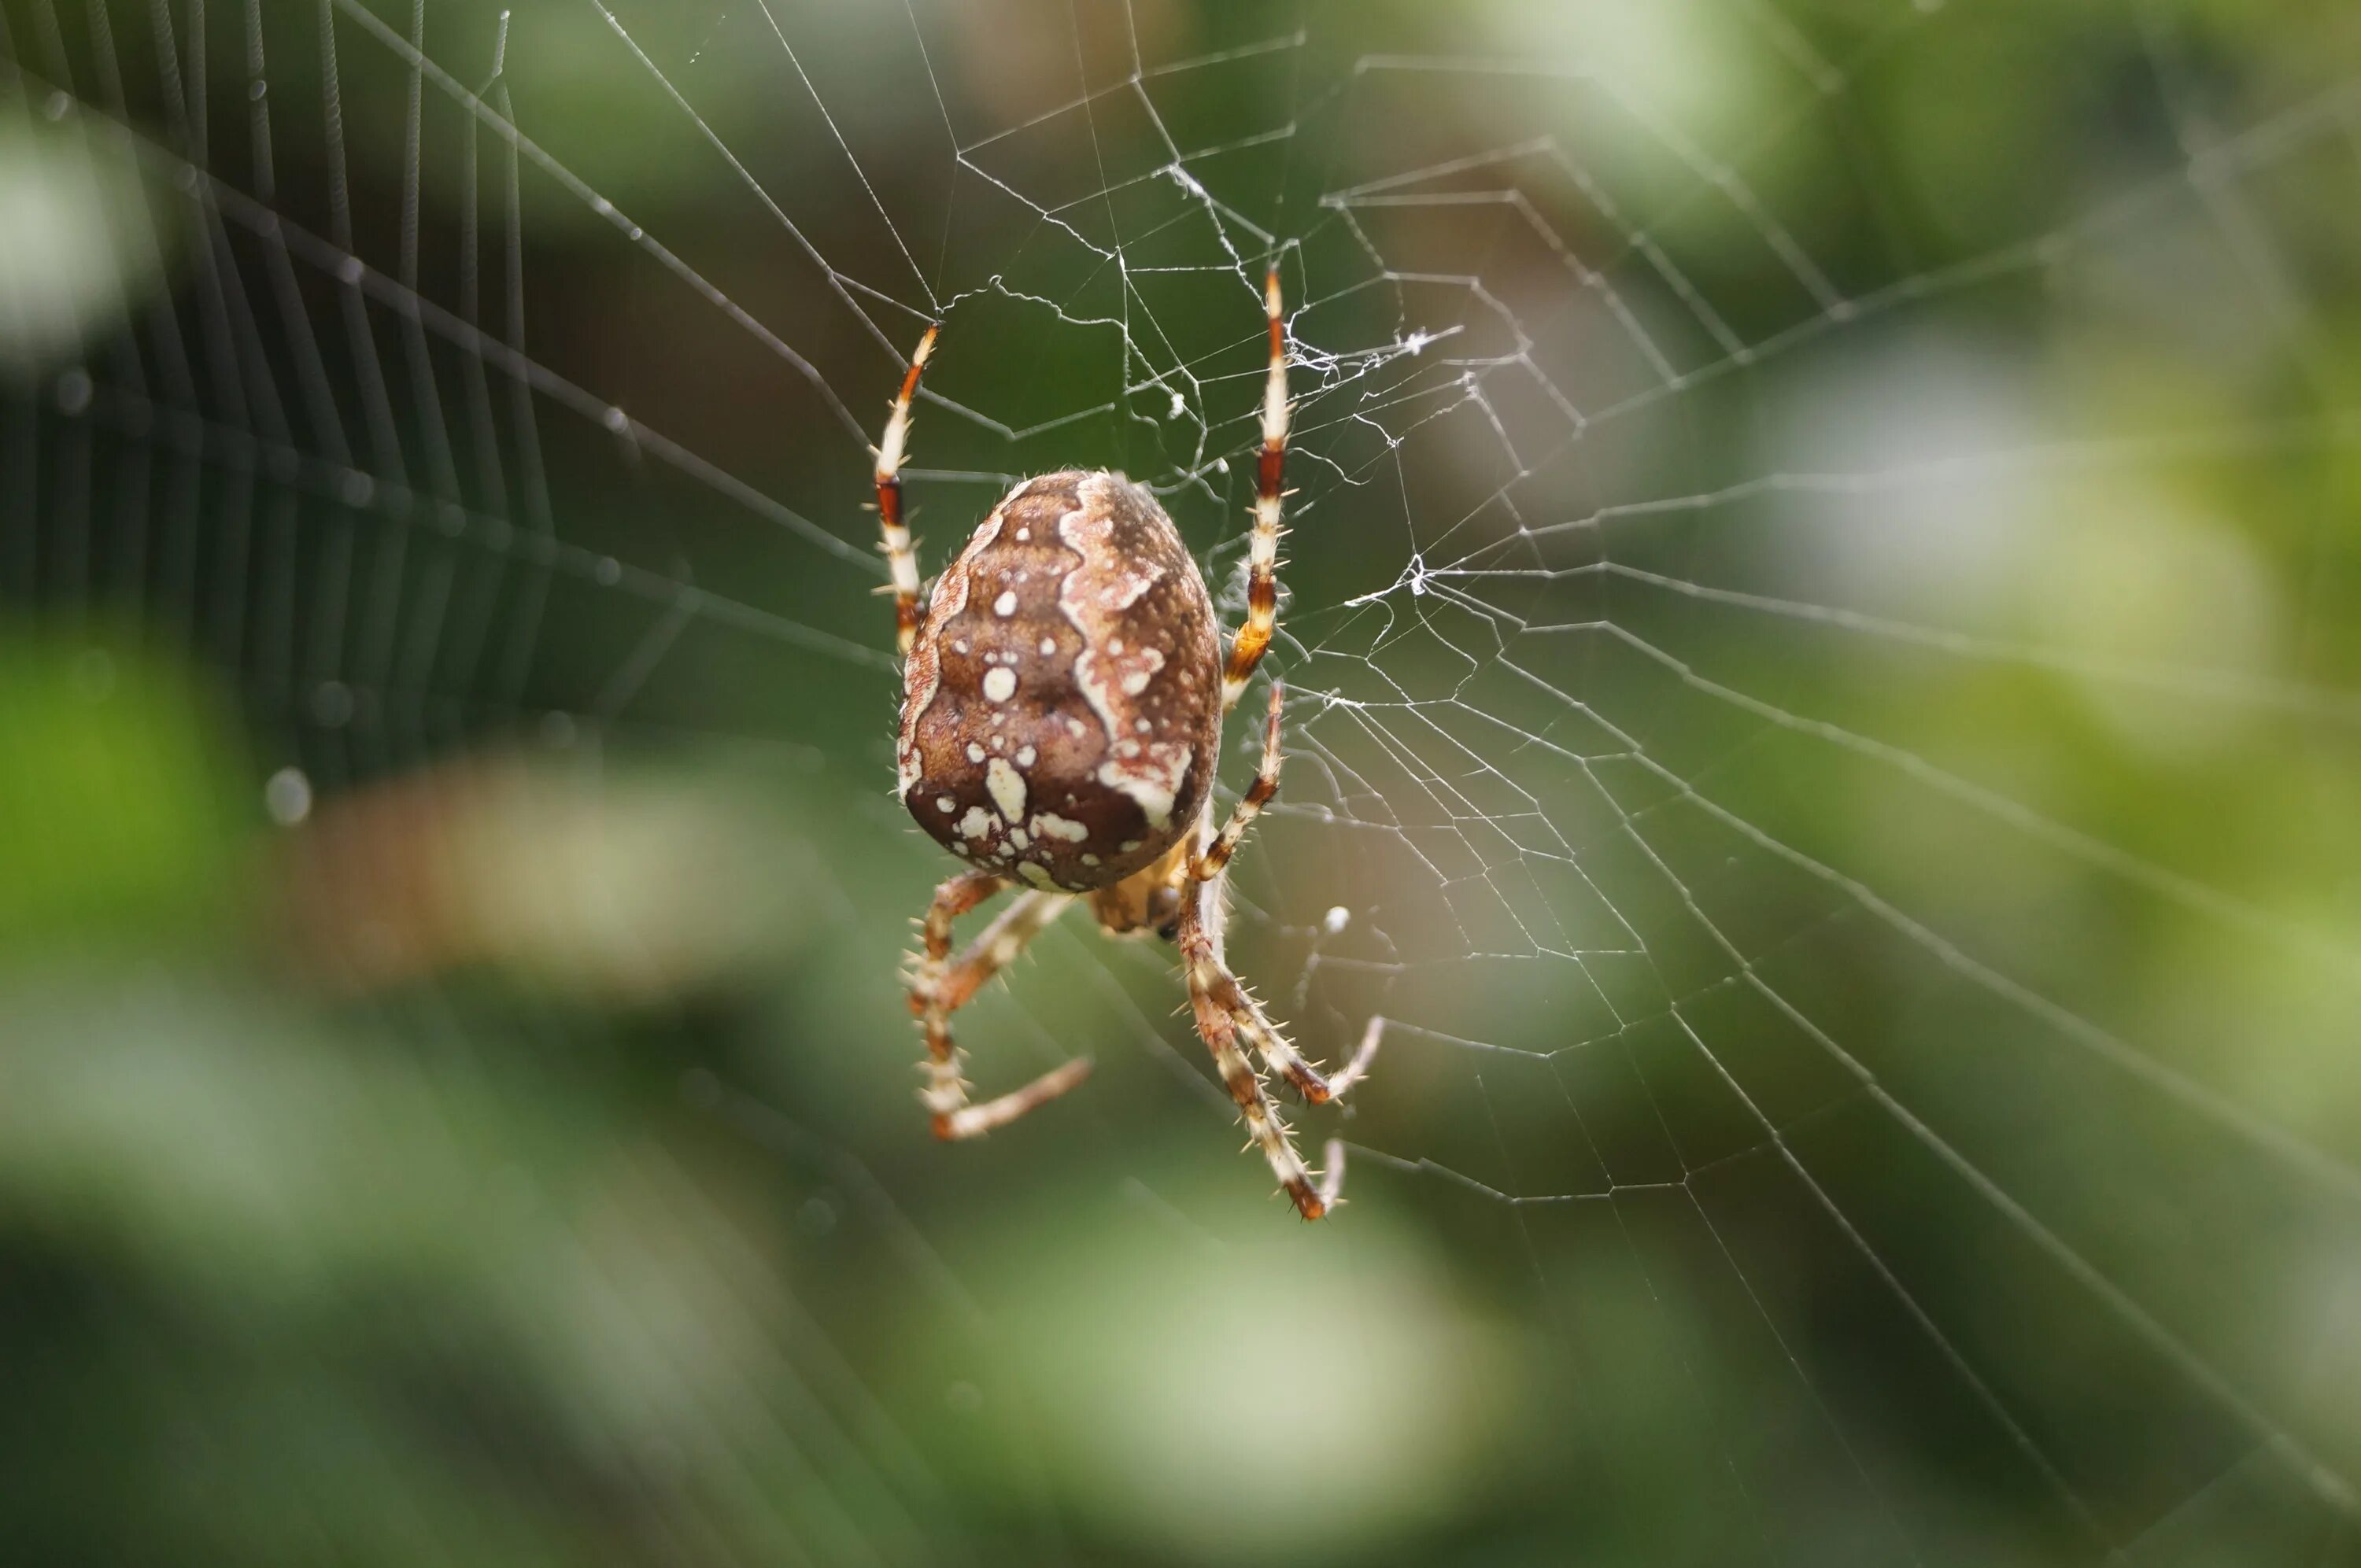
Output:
[0,634,246,950]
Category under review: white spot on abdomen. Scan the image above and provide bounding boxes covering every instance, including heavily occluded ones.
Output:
[993,590,1018,617]
[1118,647,1166,696]
[986,756,1027,822]
[1035,814,1090,843]
[959,806,993,840]
[1099,761,1177,829]
[1055,473,1203,843]
[983,667,1017,703]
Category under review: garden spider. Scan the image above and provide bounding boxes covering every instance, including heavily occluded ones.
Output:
[877,267,1381,1219]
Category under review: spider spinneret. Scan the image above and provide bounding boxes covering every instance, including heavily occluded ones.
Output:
[870,267,1382,1219]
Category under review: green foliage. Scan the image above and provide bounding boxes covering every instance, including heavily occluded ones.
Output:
[0,634,242,949]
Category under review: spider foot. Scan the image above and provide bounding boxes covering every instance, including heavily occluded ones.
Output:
[1273,1141,1349,1219]
[1314,1138,1347,1216]
[931,1056,1094,1141]
[1237,1009,1385,1109]
[1320,1016,1386,1104]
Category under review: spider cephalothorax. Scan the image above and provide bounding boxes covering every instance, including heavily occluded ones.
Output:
[870,269,1380,1219]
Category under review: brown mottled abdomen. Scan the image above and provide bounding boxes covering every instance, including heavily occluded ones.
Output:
[896,470,1221,892]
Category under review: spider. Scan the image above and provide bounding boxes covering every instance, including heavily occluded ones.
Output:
[874,267,1382,1219]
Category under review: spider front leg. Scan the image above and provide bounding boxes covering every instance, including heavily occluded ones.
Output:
[874,324,937,656]
[1220,266,1291,714]
[911,872,1091,1140]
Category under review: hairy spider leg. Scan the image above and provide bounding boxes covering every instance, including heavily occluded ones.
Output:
[1195,678,1287,884]
[874,324,937,656]
[1211,972,1385,1109]
[911,873,1092,1139]
[1221,266,1291,714]
[1180,881,1328,1218]
[1179,687,1379,1216]
[1191,683,1387,1108]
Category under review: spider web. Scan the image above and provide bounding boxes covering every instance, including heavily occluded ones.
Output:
[5,0,2361,1562]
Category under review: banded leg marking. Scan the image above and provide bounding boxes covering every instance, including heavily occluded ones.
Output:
[910,874,1090,1140]
[1221,266,1290,713]
[874,325,937,656]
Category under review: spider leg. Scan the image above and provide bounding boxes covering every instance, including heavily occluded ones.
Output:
[924,887,1074,1015]
[1192,682,1385,1107]
[1223,985,1386,1107]
[1220,265,1290,714]
[1325,1016,1386,1101]
[1195,679,1284,884]
[911,873,1090,1140]
[874,324,938,656]
[1180,877,1329,1219]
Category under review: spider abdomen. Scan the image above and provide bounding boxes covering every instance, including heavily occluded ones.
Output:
[896,470,1221,893]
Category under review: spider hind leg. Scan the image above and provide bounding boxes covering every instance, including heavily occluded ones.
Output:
[911,873,1092,1139]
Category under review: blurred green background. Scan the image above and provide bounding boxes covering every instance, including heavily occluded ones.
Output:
[4,0,2361,1562]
